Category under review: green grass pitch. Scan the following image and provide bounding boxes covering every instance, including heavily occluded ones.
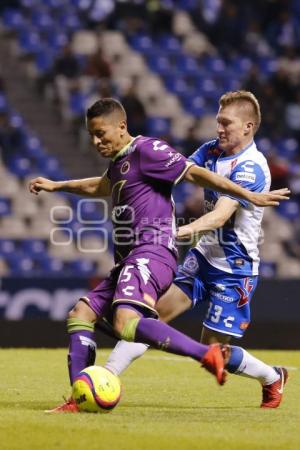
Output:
[0,349,299,450]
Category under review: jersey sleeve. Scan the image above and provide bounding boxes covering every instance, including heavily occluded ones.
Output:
[140,138,188,184]
[188,140,218,168]
[223,160,267,208]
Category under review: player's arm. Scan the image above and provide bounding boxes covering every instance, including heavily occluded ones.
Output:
[183,164,290,206]
[29,173,111,197]
[177,196,239,240]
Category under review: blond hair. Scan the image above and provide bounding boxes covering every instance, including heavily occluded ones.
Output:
[219,90,261,133]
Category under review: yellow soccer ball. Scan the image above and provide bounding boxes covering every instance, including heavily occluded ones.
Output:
[72,366,121,413]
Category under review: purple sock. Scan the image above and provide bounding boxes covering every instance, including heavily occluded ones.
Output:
[135,318,209,361]
[68,331,96,384]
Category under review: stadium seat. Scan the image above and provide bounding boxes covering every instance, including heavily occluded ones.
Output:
[0,197,11,216]
[68,259,96,275]
[2,8,24,29]
[0,239,16,256]
[20,239,47,259]
[146,117,170,136]
[7,155,32,178]
[276,200,300,221]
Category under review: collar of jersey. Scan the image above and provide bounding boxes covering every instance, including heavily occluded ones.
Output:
[217,140,255,161]
[111,135,140,162]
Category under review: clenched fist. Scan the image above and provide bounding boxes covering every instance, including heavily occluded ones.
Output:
[29,177,60,195]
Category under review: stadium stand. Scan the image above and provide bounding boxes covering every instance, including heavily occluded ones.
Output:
[0,0,299,277]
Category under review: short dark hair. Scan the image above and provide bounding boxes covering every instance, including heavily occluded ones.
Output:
[86,98,126,120]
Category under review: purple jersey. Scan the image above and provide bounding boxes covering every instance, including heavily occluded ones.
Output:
[106,136,188,271]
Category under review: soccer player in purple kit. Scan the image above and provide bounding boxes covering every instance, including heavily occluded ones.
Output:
[29,98,289,413]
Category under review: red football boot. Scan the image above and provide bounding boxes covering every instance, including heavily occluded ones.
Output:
[201,344,230,385]
[261,367,288,408]
[45,397,79,414]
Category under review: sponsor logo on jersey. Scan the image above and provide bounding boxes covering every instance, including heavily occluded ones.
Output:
[241,161,255,172]
[215,283,226,292]
[165,152,181,167]
[210,290,234,303]
[240,322,249,330]
[120,161,130,174]
[234,258,245,266]
[235,172,256,183]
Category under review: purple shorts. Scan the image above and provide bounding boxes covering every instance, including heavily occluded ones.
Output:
[81,254,174,320]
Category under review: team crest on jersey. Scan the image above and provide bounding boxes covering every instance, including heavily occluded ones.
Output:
[231,159,238,170]
[183,254,199,273]
[207,147,222,157]
[121,161,130,174]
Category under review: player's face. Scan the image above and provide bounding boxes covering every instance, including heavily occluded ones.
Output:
[87,115,127,158]
[216,105,252,153]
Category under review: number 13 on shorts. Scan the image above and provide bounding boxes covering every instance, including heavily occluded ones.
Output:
[206,302,235,329]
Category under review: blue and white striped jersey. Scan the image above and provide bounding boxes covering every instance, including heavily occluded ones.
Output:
[189,139,271,276]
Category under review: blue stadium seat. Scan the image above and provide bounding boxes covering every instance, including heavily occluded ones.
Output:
[68,259,96,275]
[176,0,198,11]
[58,11,82,32]
[8,155,32,178]
[39,256,65,273]
[0,93,8,112]
[203,56,226,74]
[276,138,299,160]
[231,57,253,75]
[157,35,181,54]
[2,8,24,29]
[8,255,36,275]
[35,49,56,74]
[129,34,153,53]
[37,155,65,179]
[25,136,47,159]
[164,75,190,96]
[259,261,277,278]
[47,30,68,50]
[147,117,170,137]
[0,239,16,256]
[31,9,54,31]
[9,113,25,129]
[18,29,43,55]
[276,200,300,221]
[174,55,199,76]
[0,198,11,216]
[20,239,47,259]
[147,54,172,76]
[78,200,103,222]
[183,94,205,117]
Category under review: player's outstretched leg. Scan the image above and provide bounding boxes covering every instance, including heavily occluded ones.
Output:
[119,315,228,385]
[105,340,149,375]
[46,316,97,413]
[225,346,288,408]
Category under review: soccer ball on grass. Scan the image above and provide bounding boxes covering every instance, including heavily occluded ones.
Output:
[72,365,121,413]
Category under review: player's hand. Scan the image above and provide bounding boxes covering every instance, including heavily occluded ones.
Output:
[29,177,59,195]
[249,188,290,207]
[176,225,202,240]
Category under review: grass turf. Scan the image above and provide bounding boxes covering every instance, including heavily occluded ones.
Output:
[0,349,299,450]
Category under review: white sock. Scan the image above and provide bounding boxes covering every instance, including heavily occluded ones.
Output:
[236,349,280,385]
[105,340,149,375]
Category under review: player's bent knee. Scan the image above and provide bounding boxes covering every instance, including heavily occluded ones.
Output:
[113,315,140,342]
[68,299,97,322]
